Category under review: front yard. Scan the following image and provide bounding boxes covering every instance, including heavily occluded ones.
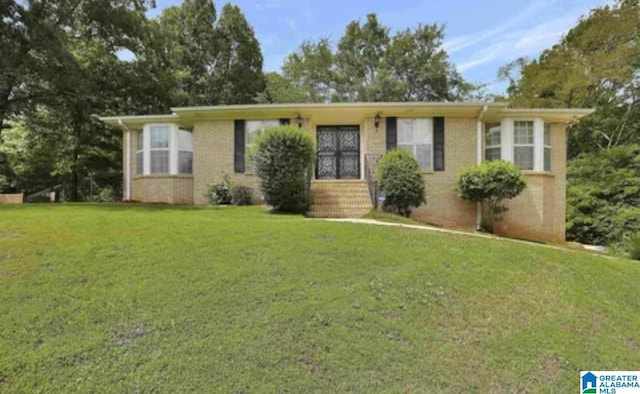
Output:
[1,205,638,392]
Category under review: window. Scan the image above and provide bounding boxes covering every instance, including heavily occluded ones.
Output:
[150,125,170,174]
[179,129,193,174]
[544,123,551,171]
[513,121,534,170]
[485,124,501,161]
[245,120,279,172]
[136,129,144,175]
[398,118,432,170]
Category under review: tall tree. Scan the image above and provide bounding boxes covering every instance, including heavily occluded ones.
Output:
[499,0,640,156]
[158,0,218,106]
[213,4,264,104]
[280,13,473,103]
[281,38,335,103]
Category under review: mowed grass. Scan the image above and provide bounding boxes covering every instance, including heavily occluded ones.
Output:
[1,205,639,393]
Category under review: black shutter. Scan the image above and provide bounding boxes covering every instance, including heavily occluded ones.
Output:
[386,117,397,151]
[433,117,445,171]
[234,120,245,173]
[279,118,290,125]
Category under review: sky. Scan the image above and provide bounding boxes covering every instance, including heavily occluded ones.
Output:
[148,0,610,94]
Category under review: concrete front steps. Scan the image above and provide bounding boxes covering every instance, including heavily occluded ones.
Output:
[307,180,373,218]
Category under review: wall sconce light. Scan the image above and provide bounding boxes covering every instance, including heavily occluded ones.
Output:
[296,114,303,128]
[374,113,381,132]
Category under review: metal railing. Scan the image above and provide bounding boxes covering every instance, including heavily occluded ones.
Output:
[364,154,382,208]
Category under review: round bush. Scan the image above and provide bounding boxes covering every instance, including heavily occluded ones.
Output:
[253,125,315,213]
[457,160,526,232]
[206,176,232,205]
[231,185,255,206]
[376,149,426,217]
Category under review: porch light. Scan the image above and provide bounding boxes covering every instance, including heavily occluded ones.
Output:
[296,114,303,128]
[374,113,381,132]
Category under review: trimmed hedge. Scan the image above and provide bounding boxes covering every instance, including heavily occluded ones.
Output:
[376,149,425,217]
[253,125,315,213]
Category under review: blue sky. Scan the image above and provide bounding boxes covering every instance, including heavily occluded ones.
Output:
[149,0,609,94]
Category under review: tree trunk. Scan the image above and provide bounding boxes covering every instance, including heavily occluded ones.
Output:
[71,147,79,202]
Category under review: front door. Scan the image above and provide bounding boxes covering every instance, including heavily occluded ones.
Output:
[316,126,360,179]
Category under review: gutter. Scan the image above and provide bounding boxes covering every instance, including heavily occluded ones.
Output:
[476,105,488,230]
[118,118,132,201]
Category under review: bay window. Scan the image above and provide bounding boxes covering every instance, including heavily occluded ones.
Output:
[136,124,193,176]
[398,118,433,171]
[485,124,501,161]
[484,119,553,172]
[513,121,534,170]
[136,129,143,175]
[544,124,551,171]
[150,125,170,173]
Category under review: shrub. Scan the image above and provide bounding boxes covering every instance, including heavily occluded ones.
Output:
[253,125,314,213]
[206,175,232,205]
[625,233,640,260]
[231,185,255,206]
[567,145,640,246]
[457,160,527,233]
[376,149,425,217]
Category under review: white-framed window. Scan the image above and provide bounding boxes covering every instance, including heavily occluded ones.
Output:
[246,120,279,172]
[544,123,551,172]
[136,129,144,175]
[485,124,501,161]
[513,120,534,170]
[398,118,433,171]
[150,125,170,174]
[178,129,193,174]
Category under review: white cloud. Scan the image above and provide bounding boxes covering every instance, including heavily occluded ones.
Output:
[443,0,556,54]
[282,16,298,31]
[255,0,283,10]
[454,7,587,73]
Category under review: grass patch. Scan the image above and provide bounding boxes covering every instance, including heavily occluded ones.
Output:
[364,209,423,225]
[1,204,639,392]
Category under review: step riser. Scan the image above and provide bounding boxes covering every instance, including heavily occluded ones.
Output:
[309,180,372,218]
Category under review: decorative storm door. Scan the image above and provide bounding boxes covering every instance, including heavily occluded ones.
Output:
[316,126,360,179]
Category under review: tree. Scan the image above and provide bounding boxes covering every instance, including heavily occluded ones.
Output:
[281,38,336,103]
[457,160,527,233]
[157,0,218,106]
[498,0,640,157]
[255,72,310,104]
[213,4,264,104]
[376,149,426,217]
[280,13,473,103]
[567,145,640,246]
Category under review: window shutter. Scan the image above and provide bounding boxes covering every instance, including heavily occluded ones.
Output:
[433,117,445,171]
[234,120,245,173]
[279,118,290,125]
[386,117,397,151]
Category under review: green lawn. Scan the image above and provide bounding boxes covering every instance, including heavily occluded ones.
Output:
[1,204,638,393]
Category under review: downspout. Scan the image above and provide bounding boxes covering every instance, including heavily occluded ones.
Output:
[476,105,488,230]
[118,118,132,201]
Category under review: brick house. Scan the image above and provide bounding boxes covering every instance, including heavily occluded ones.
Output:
[101,102,592,242]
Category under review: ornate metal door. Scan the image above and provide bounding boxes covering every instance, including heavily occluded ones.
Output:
[316,126,360,179]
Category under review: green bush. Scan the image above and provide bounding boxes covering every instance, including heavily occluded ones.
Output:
[457,160,527,232]
[376,149,425,217]
[625,233,640,260]
[206,175,232,205]
[253,125,314,213]
[231,185,255,206]
[567,145,640,247]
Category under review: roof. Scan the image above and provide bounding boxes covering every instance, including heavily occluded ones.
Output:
[99,102,594,129]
